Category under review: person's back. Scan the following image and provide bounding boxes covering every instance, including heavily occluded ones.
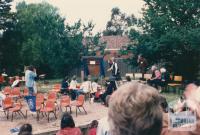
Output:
[56,127,81,135]
[25,70,36,88]
[108,82,162,135]
[57,112,81,135]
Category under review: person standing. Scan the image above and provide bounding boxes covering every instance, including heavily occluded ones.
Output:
[107,57,121,81]
[25,65,37,96]
[137,54,148,78]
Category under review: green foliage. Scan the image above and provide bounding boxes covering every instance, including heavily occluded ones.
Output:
[129,0,200,80]
[103,7,137,36]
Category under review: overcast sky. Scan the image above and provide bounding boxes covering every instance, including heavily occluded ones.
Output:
[12,0,145,33]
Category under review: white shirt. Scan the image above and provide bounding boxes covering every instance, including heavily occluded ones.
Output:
[80,81,92,93]
[91,82,100,93]
[97,116,111,135]
[69,80,77,89]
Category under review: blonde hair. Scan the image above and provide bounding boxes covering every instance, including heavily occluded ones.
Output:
[108,82,162,135]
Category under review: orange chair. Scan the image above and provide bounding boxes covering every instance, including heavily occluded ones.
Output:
[168,75,183,93]
[23,87,29,97]
[47,92,57,102]
[36,101,42,121]
[53,84,61,89]
[36,93,45,104]
[10,87,21,101]
[8,102,25,121]
[72,95,87,117]
[2,97,14,119]
[60,96,71,113]
[3,86,12,96]
[40,100,57,122]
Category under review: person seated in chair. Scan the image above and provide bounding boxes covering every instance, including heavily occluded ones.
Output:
[61,76,69,95]
[160,67,170,87]
[147,65,161,89]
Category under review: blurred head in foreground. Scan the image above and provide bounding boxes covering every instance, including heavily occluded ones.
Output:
[108,82,162,135]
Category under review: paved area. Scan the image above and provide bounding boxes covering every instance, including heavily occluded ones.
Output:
[0,100,108,135]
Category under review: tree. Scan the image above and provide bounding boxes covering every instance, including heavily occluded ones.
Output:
[0,0,18,74]
[0,0,14,31]
[129,0,200,80]
[103,7,137,36]
[15,2,83,77]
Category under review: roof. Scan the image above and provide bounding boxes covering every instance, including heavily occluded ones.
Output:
[100,36,130,50]
[82,35,130,51]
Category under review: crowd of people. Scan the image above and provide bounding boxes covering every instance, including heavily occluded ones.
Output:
[16,81,200,135]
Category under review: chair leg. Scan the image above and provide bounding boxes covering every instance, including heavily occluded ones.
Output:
[82,106,87,114]
[37,111,39,121]
[19,110,25,118]
[53,111,57,119]
[11,112,13,122]
[76,107,77,117]
[7,110,9,119]
[69,107,72,114]
[47,112,50,122]
[78,107,81,112]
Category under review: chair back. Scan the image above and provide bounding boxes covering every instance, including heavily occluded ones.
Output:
[23,87,29,96]
[134,73,143,80]
[53,84,61,89]
[48,92,57,102]
[174,76,183,82]
[36,93,45,104]
[144,74,152,80]
[11,87,21,97]
[2,97,13,109]
[60,96,70,106]
[77,95,85,106]
[3,86,11,95]
[125,73,134,79]
[45,100,55,110]
[36,101,42,110]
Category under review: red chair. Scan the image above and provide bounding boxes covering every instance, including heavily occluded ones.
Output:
[36,101,42,121]
[60,96,71,113]
[2,97,14,119]
[40,100,57,122]
[36,93,45,104]
[8,102,25,121]
[23,87,29,96]
[10,87,21,101]
[47,92,57,103]
[72,95,87,117]
[53,84,61,89]
[3,86,12,96]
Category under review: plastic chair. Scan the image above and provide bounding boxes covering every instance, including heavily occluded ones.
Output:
[60,96,71,113]
[72,95,87,117]
[23,87,29,97]
[3,86,12,96]
[47,92,57,103]
[144,74,152,80]
[8,102,25,121]
[168,75,183,93]
[134,73,143,80]
[36,93,45,104]
[40,100,57,122]
[10,87,21,101]
[2,97,14,119]
[36,101,42,121]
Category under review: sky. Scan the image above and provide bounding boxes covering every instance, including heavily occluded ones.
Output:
[12,0,145,33]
